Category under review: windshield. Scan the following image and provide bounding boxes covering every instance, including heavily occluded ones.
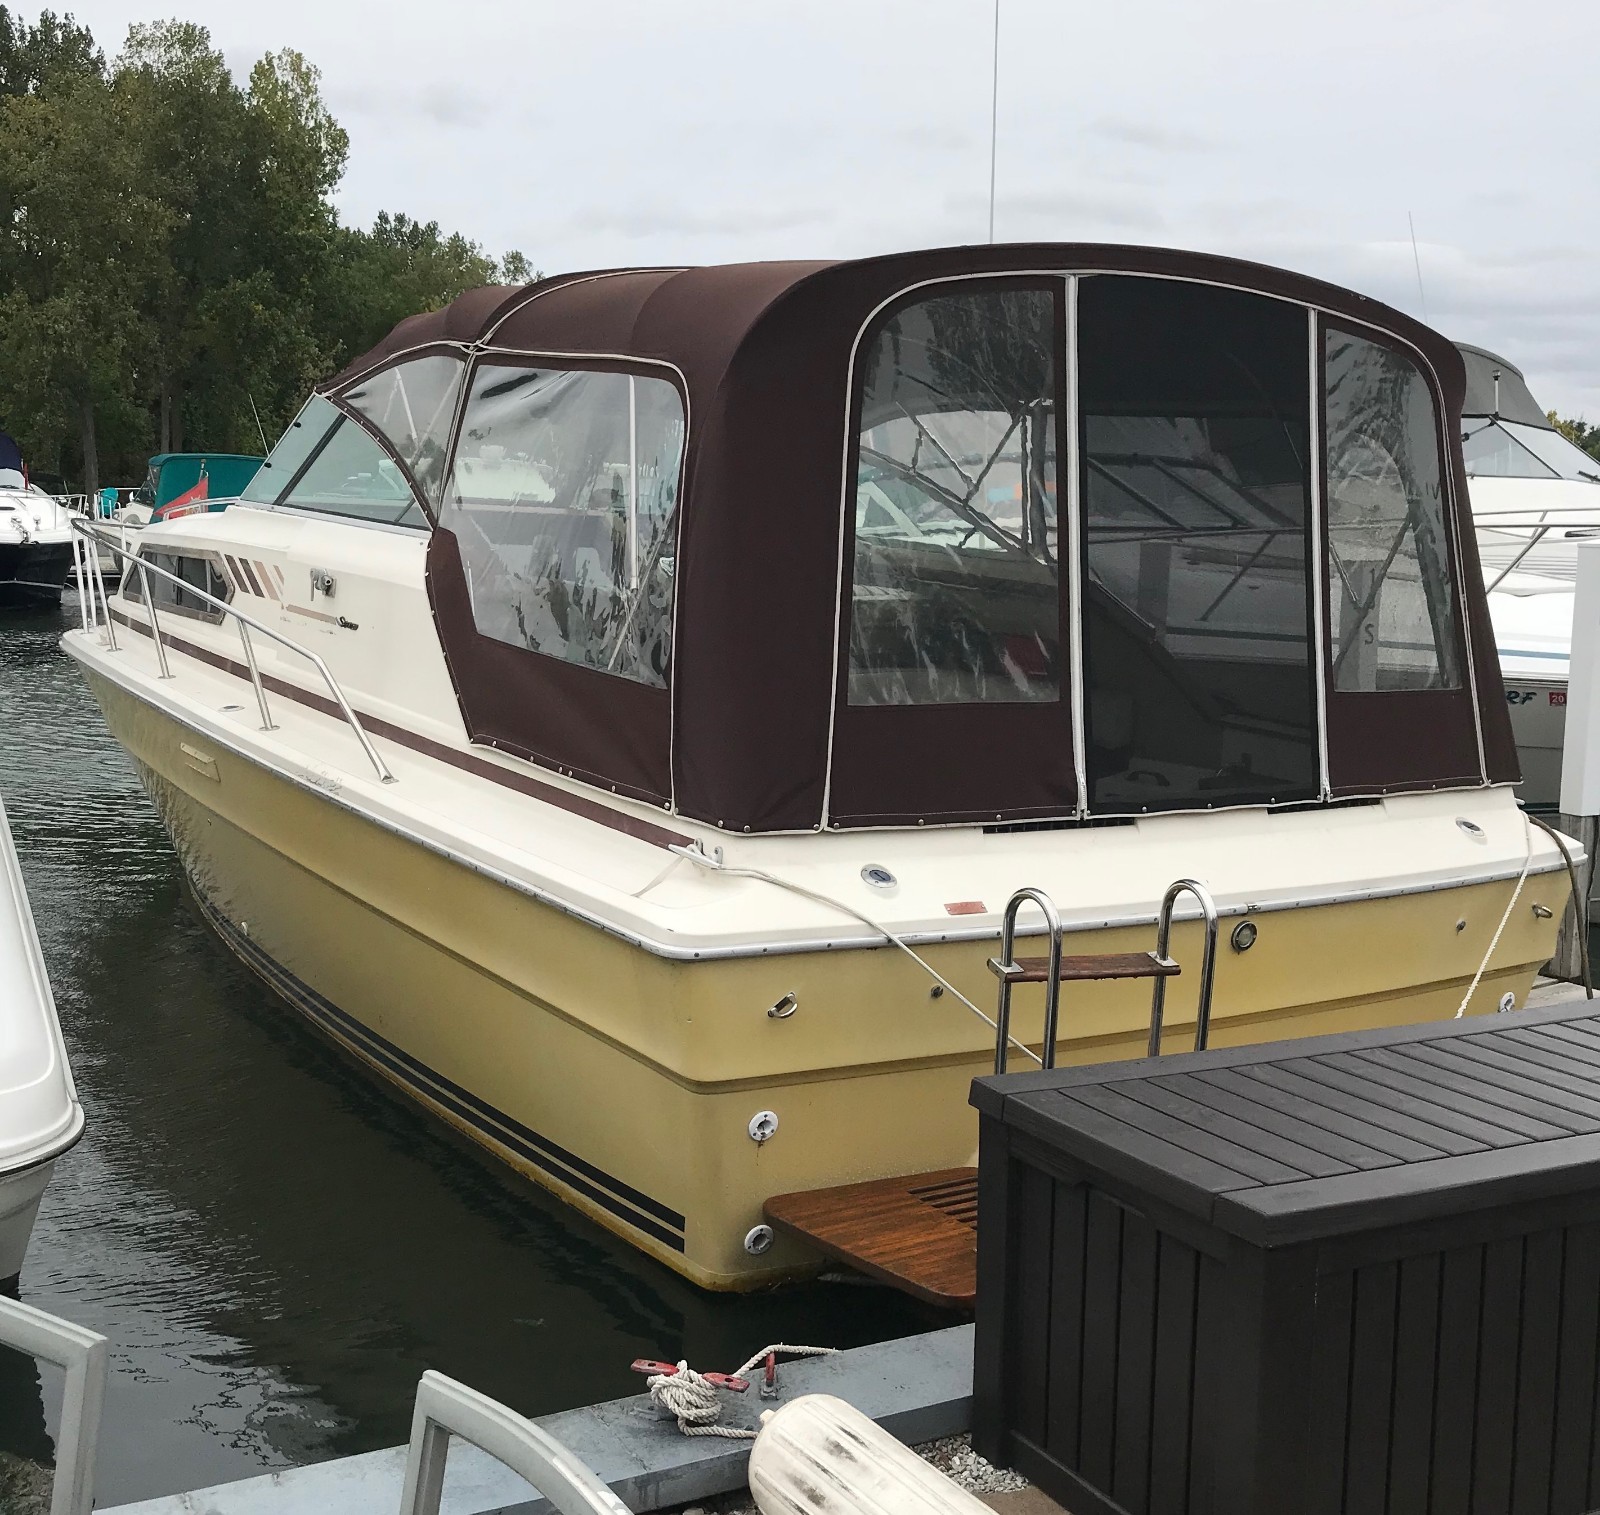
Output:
[1463,418,1600,483]
[242,397,339,504]
[240,394,426,527]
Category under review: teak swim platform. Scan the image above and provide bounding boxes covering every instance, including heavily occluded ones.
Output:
[64,243,1570,1288]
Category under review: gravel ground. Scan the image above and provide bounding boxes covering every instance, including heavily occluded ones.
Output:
[0,1454,51,1515]
[664,1432,1029,1513]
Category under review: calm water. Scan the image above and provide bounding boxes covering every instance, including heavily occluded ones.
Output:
[0,594,937,1506]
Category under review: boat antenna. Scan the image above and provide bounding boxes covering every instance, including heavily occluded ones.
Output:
[247,393,269,454]
[1407,211,1428,323]
[987,0,1000,243]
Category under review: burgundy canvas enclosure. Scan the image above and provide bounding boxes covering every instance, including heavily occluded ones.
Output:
[318,245,1518,833]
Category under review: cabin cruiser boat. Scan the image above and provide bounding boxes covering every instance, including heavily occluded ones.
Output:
[64,247,1569,1288]
[1458,343,1600,807]
[0,432,73,608]
[129,451,265,526]
[0,791,83,1289]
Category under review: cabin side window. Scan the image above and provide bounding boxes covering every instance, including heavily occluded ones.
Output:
[124,550,231,622]
[341,355,465,508]
[1324,329,1461,692]
[1079,277,1318,811]
[847,286,1060,707]
[439,363,685,689]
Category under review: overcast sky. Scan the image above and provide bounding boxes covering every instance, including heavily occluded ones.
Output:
[56,0,1600,417]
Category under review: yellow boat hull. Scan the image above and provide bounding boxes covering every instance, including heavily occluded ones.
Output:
[85,669,1566,1289]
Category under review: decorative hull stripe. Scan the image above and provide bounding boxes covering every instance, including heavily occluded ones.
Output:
[108,607,690,850]
[190,885,688,1250]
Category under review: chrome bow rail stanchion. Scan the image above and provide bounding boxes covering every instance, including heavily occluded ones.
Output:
[0,1296,108,1515]
[135,559,172,680]
[69,519,395,784]
[1147,878,1220,1056]
[398,1369,630,1515]
[986,887,1063,1075]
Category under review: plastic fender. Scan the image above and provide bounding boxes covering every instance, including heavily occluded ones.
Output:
[748,1394,992,1515]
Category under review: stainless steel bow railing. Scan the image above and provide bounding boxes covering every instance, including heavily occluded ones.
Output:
[69,518,396,785]
[1474,501,1600,592]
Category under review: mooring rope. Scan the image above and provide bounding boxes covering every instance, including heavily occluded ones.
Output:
[646,1344,838,1439]
[1455,812,1537,1018]
[1527,812,1595,998]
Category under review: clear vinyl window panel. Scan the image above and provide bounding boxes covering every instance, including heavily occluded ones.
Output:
[439,364,685,688]
[848,285,1060,706]
[1324,329,1461,692]
[1079,276,1317,812]
[341,355,466,507]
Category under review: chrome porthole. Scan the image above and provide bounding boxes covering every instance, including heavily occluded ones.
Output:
[1230,920,1258,953]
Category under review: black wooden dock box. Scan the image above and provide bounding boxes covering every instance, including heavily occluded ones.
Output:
[971,1001,1600,1515]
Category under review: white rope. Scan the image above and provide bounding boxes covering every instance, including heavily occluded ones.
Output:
[645,1363,756,1439]
[668,846,1043,1067]
[646,1345,838,1439]
[1455,812,1536,1018]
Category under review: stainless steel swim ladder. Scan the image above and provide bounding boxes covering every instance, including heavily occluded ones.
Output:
[986,880,1220,1074]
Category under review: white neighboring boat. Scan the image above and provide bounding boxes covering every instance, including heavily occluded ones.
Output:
[0,790,83,1289]
[0,486,74,610]
[1458,343,1600,808]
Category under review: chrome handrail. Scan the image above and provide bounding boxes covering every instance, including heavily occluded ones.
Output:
[1475,504,1600,583]
[1147,878,1220,1056]
[399,1369,630,1515]
[0,1295,108,1515]
[71,518,395,784]
[986,887,1063,1076]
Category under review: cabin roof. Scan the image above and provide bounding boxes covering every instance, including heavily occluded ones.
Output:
[331,244,1464,406]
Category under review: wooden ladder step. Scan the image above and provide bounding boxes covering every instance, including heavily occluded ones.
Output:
[764,1168,978,1309]
[992,950,1180,984]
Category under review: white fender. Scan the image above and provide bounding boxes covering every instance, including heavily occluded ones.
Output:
[748,1394,993,1515]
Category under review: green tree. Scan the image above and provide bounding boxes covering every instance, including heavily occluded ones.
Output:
[115,24,352,455]
[0,64,165,493]
[0,11,534,487]
[0,6,101,97]
[318,211,534,370]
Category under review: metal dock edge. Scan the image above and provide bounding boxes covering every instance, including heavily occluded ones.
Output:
[103,1325,974,1515]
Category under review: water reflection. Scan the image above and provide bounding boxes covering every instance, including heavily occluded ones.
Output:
[0,596,937,1505]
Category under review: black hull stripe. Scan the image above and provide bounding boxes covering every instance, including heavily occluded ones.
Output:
[192,888,688,1250]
